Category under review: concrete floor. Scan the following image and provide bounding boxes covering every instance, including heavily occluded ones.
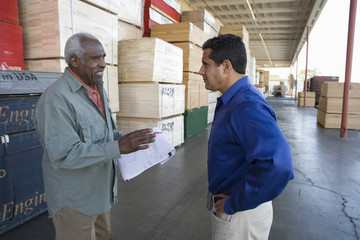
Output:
[1,97,360,240]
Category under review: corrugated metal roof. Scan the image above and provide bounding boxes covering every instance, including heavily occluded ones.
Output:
[186,0,328,68]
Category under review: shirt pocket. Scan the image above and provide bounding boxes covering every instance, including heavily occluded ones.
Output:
[79,113,105,143]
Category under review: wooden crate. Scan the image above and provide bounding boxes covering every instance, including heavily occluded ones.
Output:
[118,20,142,41]
[321,82,360,98]
[317,110,360,129]
[103,65,119,112]
[297,97,315,107]
[150,22,210,47]
[18,0,118,65]
[117,0,142,26]
[118,38,183,83]
[181,9,220,33]
[318,96,360,114]
[117,83,185,118]
[220,24,249,44]
[0,131,47,235]
[172,42,202,73]
[116,115,184,147]
[0,70,62,95]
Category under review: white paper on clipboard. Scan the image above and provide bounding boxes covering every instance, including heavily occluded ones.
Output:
[114,127,176,181]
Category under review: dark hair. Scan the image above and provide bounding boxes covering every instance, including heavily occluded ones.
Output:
[202,34,247,74]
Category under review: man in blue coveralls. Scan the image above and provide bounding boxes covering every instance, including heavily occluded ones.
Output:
[199,34,294,240]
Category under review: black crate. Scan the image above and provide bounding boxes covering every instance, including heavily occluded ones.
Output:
[0,131,47,235]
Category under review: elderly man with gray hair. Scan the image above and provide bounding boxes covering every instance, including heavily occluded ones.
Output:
[34,33,156,240]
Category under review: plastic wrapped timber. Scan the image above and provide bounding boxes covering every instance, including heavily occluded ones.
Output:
[118,38,183,84]
[118,20,142,41]
[150,22,210,47]
[117,83,185,119]
[116,115,184,147]
[18,0,118,65]
[145,0,181,23]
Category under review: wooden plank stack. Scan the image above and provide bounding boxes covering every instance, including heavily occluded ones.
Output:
[0,0,24,70]
[117,0,143,27]
[298,92,316,107]
[18,0,118,68]
[309,76,339,105]
[118,38,183,83]
[181,9,220,38]
[317,82,360,129]
[208,91,221,124]
[182,72,207,110]
[117,37,185,146]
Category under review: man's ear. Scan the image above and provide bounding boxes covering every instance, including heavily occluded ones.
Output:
[69,56,78,68]
[222,59,232,74]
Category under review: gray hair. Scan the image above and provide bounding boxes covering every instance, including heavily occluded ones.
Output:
[64,32,98,65]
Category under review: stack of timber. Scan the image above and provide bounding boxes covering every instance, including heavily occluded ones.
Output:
[219,25,250,75]
[143,0,181,36]
[0,70,62,235]
[308,76,339,105]
[117,38,185,146]
[151,22,210,139]
[181,9,220,38]
[298,92,316,107]
[317,82,360,129]
[118,0,143,27]
[18,0,118,70]
[208,91,221,124]
[0,1,24,70]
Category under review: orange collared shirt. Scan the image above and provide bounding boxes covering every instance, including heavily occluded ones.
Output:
[68,68,106,116]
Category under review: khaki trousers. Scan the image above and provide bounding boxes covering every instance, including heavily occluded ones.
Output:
[52,207,111,240]
[212,201,273,240]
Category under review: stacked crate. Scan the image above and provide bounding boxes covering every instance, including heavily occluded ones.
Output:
[151,22,210,138]
[220,24,250,75]
[0,0,24,70]
[116,38,185,146]
[181,9,220,38]
[18,0,120,113]
[317,82,360,129]
[298,92,316,107]
[0,70,62,235]
[143,0,181,37]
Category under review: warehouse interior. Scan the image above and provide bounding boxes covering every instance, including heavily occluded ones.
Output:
[1,0,359,239]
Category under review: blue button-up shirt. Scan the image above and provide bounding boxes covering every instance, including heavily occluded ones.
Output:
[208,76,294,214]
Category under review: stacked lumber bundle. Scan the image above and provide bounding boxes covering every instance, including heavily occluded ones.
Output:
[309,76,339,105]
[151,22,210,137]
[183,72,208,110]
[143,0,181,36]
[298,92,316,107]
[18,0,118,69]
[317,82,360,129]
[181,9,220,38]
[208,91,221,124]
[117,38,185,146]
[220,24,250,75]
[0,1,24,70]
[118,38,183,83]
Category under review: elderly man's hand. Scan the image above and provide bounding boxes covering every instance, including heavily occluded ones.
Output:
[118,128,156,154]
